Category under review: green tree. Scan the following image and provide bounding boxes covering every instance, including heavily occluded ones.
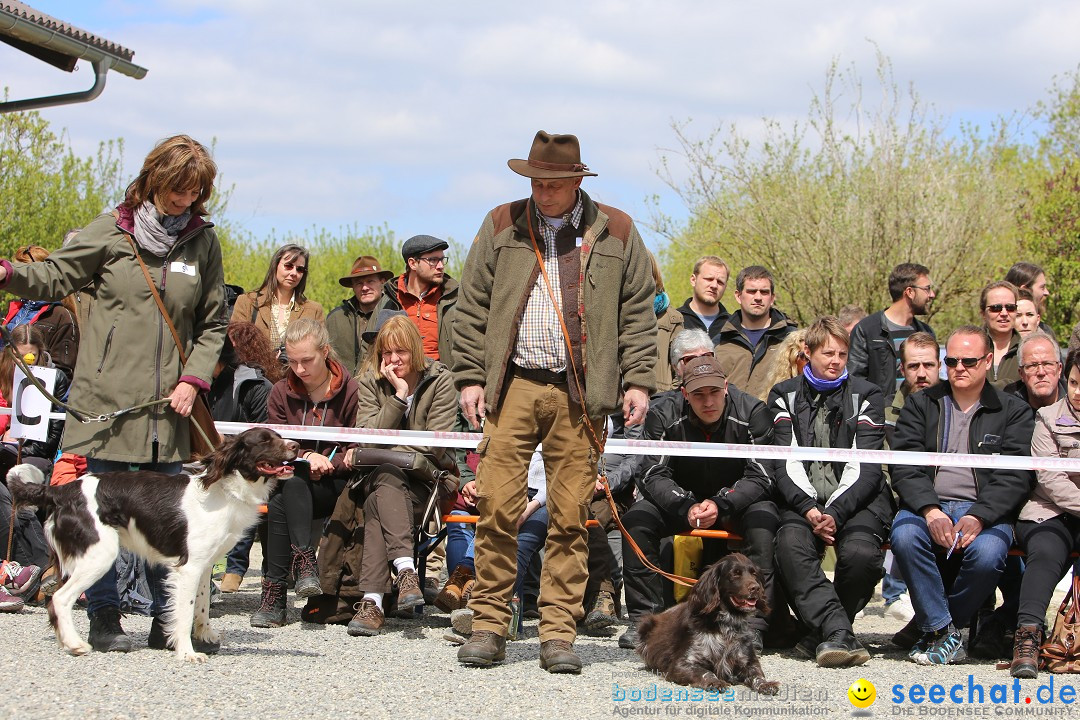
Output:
[0,106,123,255]
[654,53,1023,333]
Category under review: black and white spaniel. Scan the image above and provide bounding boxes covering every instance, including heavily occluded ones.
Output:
[636,553,780,694]
[8,427,298,663]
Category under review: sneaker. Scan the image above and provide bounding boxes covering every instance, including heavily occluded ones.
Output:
[583,590,617,630]
[347,599,385,637]
[87,606,134,652]
[290,545,322,599]
[539,639,582,674]
[0,585,24,613]
[908,632,933,661]
[395,568,425,610]
[913,625,965,665]
[884,593,916,625]
[1,561,42,596]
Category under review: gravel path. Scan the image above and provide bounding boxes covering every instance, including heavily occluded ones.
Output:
[5,559,1074,720]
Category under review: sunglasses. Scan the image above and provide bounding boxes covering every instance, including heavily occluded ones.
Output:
[943,355,988,369]
[984,303,1017,313]
[679,351,714,366]
[282,262,307,274]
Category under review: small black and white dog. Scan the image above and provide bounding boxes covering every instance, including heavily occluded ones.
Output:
[636,553,780,694]
[8,427,298,663]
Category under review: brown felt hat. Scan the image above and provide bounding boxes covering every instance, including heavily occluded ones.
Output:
[507,131,598,179]
[339,255,393,287]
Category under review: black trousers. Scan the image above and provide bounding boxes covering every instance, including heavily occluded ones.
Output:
[1016,515,1080,629]
[623,498,780,632]
[775,507,885,638]
[265,472,348,583]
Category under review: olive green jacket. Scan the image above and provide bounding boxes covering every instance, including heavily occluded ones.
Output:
[354,358,459,469]
[2,210,226,463]
[452,191,657,416]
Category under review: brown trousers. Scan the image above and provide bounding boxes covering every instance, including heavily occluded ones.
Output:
[471,375,600,643]
[356,464,428,594]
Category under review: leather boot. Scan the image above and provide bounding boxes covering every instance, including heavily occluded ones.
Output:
[540,639,583,674]
[1010,625,1042,679]
[250,579,288,628]
[87,606,133,652]
[290,545,322,599]
[457,630,506,666]
[435,564,475,613]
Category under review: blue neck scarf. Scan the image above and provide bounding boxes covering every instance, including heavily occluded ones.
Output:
[653,291,670,316]
[802,364,848,392]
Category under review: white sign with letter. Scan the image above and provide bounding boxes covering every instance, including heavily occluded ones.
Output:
[11,366,57,442]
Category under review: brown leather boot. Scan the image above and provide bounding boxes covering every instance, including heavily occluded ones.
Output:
[457,630,506,666]
[1010,625,1042,679]
[435,564,475,613]
[540,639,583,674]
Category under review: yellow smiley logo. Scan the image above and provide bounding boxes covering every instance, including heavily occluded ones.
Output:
[848,678,876,709]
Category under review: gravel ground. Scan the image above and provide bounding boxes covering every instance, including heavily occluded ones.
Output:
[4,554,1075,720]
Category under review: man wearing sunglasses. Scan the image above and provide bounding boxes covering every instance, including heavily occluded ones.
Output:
[890,325,1035,666]
[849,263,937,400]
[382,234,458,364]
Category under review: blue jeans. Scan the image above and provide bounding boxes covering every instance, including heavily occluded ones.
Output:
[446,510,476,573]
[890,500,1013,633]
[224,524,257,576]
[513,490,550,631]
[83,459,183,618]
[882,570,908,605]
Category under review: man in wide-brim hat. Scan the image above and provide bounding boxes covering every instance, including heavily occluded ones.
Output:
[325,255,395,375]
[451,130,657,674]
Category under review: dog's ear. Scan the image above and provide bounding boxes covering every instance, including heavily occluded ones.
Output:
[202,433,244,486]
[687,558,728,616]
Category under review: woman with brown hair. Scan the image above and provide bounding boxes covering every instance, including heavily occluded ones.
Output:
[0,134,225,652]
[231,244,324,362]
[2,245,80,376]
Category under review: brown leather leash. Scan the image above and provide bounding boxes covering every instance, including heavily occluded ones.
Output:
[524,201,696,588]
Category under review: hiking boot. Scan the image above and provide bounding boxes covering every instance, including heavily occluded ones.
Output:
[1010,625,1042,679]
[395,568,425,610]
[583,590,617,630]
[290,546,322,599]
[88,606,134,652]
[423,577,440,606]
[147,615,220,654]
[457,629,506,666]
[451,608,474,635]
[969,611,1011,660]
[219,573,243,593]
[540,639,582,674]
[2,561,42,596]
[0,585,24,613]
[618,623,639,650]
[816,629,869,667]
[913,625,966,665]
[250,579,287,628]
[38,564,60,597]
[435,564,475,613]
[347,598,385,636]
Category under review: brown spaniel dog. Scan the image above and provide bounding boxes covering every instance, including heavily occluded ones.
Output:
[635,553,779,694]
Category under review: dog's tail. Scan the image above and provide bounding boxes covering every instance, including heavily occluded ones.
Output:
[8,464,53,508]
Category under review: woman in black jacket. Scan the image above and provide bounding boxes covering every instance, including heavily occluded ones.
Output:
[769,316,892,668]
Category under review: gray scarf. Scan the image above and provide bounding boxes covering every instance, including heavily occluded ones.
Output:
[133,199,191,257]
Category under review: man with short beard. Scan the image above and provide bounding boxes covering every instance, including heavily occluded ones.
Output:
[713,266,797,401]
[849,263,936,399]
[383,235,458,365]
[1004,332,1065,410]
[677,256,730,344]
[884,332,942,447]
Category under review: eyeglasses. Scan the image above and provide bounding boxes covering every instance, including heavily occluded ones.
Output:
[943,355,987,369]
[282,262,307,274]
[1021,361,1060,373]
[985,303,1017,313]
[679,351,713,366]
[910,284,936,292]
[418,255,448,267]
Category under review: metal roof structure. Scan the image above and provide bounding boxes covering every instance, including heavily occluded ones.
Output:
[0,1,147,113]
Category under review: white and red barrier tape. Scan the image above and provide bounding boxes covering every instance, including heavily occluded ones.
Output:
[214,421,1080,473]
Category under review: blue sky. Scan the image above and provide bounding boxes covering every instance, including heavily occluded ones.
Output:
[4,1,1078,256]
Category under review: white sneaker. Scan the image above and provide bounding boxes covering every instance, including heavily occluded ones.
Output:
[885,593,915,624]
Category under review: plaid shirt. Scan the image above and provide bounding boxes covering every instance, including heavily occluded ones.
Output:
[511,194,584,371]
